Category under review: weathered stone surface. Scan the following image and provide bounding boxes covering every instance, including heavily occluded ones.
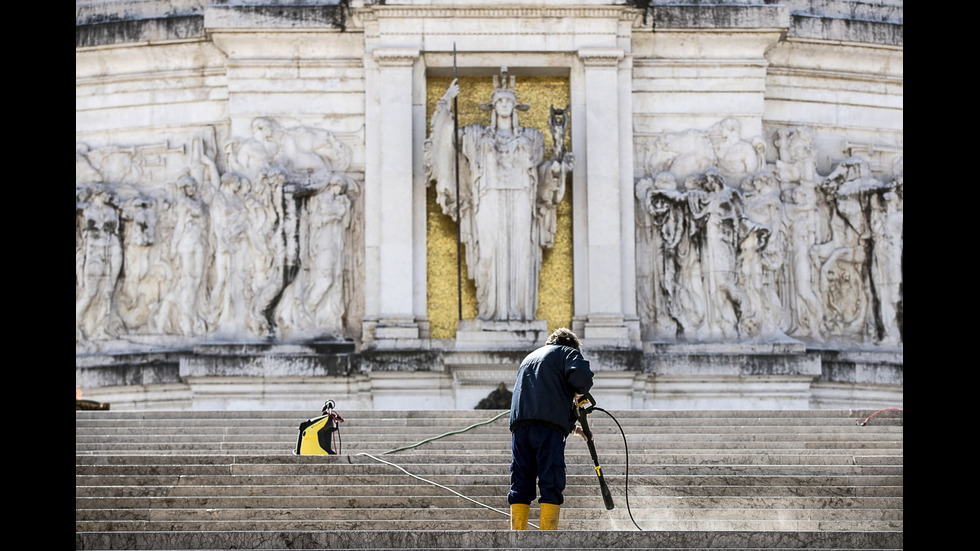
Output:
[76,16,206,47]
[182,343,357,378]
[76,408,903,548]
[76,0,902,410]
[76,529,904,550]
[76,353,182,388]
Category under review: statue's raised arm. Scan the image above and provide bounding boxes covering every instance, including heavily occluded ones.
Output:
[424,79,460,220]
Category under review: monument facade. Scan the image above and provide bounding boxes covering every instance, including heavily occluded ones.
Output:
[76,0,902,411]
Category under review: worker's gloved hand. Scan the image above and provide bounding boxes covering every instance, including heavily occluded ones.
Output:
[572,426,589,442]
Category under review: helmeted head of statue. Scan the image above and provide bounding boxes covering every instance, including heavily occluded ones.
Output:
[481,67,530,129]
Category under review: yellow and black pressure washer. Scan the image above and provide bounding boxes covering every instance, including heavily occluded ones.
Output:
[295,400,345,455]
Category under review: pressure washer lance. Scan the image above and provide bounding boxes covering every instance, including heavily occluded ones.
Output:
[575,392,615,510]
[320,400,345,454]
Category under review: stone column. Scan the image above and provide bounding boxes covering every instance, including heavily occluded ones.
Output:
[576,48,637,348]
[364,48,423,348]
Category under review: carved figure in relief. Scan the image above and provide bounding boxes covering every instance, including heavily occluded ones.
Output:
[816,157,894,341]
[686,169,769,340]
[815,158,873,337]
[115,193,163,333]
[635,176,660,338]
[774,127,819,186]
[76,143,104,185]
[224,121,288,333]
[741,171,787,338]
[781,182,824,340]
[224,120,289,335]
[277,130,355,339]
[278,174,355,339]
[638,172,700,338]
[665,131,716,179]
[641,119,767,185]
[246,168,289,336]
[711,118,765,180]
[225,118,280,182]
[869,178,903,345]
[157,174,210,336]
[223,118,356,338]
[76,186,123,341]
[209,173,252,337]
[425,70,573,322]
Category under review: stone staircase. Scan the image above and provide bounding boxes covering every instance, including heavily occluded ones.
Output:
[76,408,903,550]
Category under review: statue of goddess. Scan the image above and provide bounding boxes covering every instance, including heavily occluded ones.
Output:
[425,69,572,322]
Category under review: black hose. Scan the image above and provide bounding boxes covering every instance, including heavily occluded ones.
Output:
[593,407,643,531]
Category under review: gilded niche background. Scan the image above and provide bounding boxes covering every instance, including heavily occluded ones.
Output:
[426,75,573,339]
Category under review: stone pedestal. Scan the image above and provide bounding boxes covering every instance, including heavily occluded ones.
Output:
[180,341,364,410]
[182,341,356,378]
[442,350,529,410]
[638,339,820,409]
[454,320,549,351]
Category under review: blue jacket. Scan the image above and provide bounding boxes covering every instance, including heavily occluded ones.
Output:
[509,344,594,435]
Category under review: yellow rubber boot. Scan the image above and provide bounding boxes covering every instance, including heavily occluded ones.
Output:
[539,503,561,530]
[510,503,529,530]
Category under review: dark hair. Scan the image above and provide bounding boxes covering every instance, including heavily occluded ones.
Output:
[546,328,581,351]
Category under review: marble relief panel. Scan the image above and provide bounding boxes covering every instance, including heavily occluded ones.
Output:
[635,122,902,347]
[76,120,362,350]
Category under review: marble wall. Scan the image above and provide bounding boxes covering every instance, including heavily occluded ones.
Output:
[77,1,902,408]
[76,121,363,350]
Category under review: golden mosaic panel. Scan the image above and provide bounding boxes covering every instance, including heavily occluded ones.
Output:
[426,75,574,339]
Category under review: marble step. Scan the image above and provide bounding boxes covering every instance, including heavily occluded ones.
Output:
[75,481,903,498]
[76,518,904,532]
[75,529,905,550]
[74,437,903,448]
[75,408,903,545]
[75,439,903,452]
[73,428,905,442]
[73,450,903,466]
[74,424,903,436]
[76,473,904,491]
[75,409,903,420]
[76,494,904,513]
[75,464,902,479]
[75,419,901,434]
[75,433,903,442]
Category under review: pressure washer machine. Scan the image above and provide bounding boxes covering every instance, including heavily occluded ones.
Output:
[294,400,345,455]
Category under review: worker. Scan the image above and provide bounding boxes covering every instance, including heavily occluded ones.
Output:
[508,328,594,530]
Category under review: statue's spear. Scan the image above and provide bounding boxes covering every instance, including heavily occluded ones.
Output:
[453,43,462,321]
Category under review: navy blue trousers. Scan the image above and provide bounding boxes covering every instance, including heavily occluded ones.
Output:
[507,425,567,506]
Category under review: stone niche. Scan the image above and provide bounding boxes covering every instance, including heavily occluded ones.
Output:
[76,0,902,410]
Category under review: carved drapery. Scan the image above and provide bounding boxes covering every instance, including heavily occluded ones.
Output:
[634,123,903,345]
[75,120,360,349]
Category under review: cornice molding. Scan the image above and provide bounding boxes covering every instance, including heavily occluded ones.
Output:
[373,48,421,67]
[578,48,625,66]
